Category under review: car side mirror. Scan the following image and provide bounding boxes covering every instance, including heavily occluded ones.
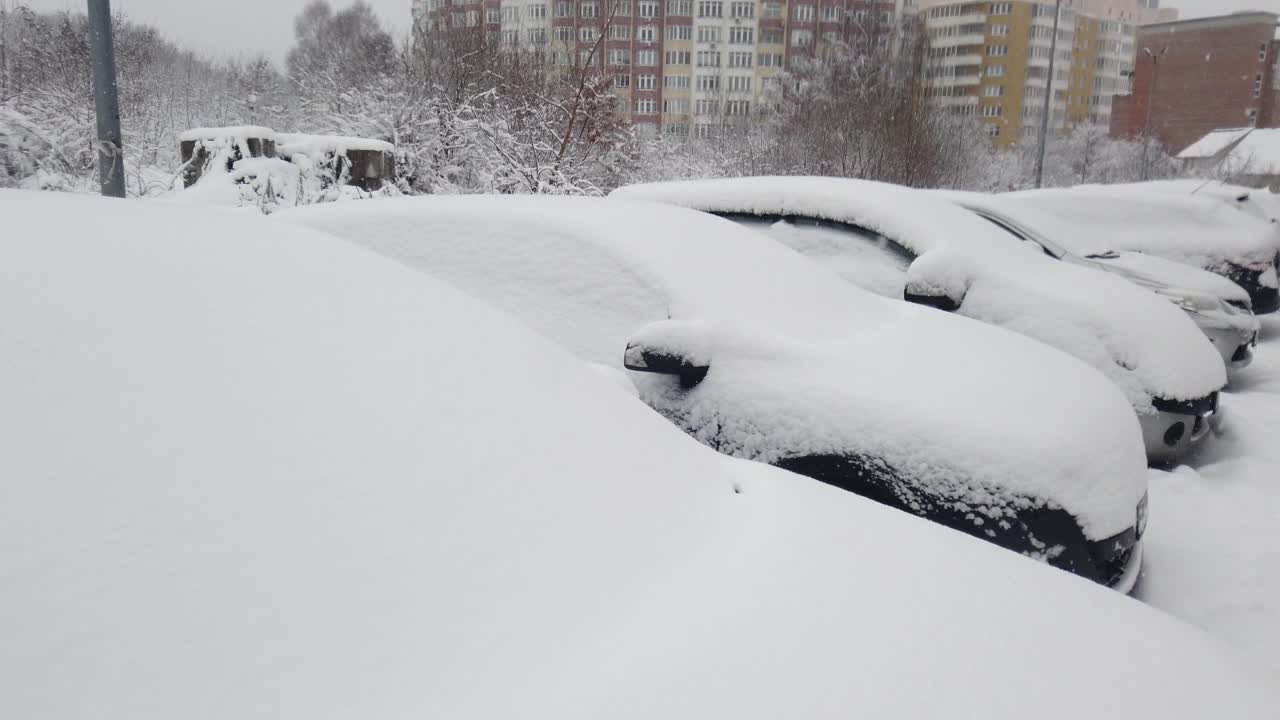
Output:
[623,320,711,389]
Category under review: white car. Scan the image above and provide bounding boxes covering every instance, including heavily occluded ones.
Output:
[3,191,1275,720]
[613,176,1228,465]
[279,194,1149,588]
[935,190,1262,372]
[1004,186,1280,314]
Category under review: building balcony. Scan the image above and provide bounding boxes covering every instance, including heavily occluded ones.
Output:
[934,53,983,67]
[928,12,987,29]
[930,33,986,48]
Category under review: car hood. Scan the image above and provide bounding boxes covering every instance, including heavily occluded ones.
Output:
[1086,250,1252,302]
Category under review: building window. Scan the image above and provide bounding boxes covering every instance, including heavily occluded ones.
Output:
[638,0,659,17]
[579,2,597,17]
[697,1,723,17]
[987,125,1001,139]
[696,75,721,91]
[608,48,631,64]
[987,45,1008,57]
[637,98,657,115]
[610,24,631,39]
[555,26,574,42]
[528,3,547,17]
[986,64,1005,77]
[664,74,691,88]
[821,5,841,21]
[731,1,754,18]
[762,28,783,44]
[637,49,658,65]
[1256,73,1264,98]
[983,84,1004,97]
[486,8,501,23]
[1262,44,1269,62]
[666,25,691,40]
[991,2,1011,15]
[725,100,751,115]
[579,26,597,42]
[638,25,657,42]
[665,50,691,64]
[981,105,1003,117]
[697,26,721,43]
[991,23,1009,37]
[729,27,754,44]
[791,29,813,47]
[695,99,719,115]
[728,51,753,68]
[528,28,547,43]
[668,0,692,14]
[696,50,721,67]
[793,4,815,21]
[763,1,782,18]
[1248,109,1259,127]
[727,75,752,92]
[614,74,631,88]
[637,73,656,90]
[758,52,784,67]
[663,98,690,114]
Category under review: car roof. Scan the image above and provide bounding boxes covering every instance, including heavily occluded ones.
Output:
[2,190,1273,719]
[612,176,1018,257]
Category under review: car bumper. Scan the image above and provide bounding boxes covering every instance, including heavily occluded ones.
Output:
[1108,539,1144,595]
[1199,325,1256,371]
[1139,407,1216,465]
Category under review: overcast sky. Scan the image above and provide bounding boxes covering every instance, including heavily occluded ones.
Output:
[15,0,1280,63]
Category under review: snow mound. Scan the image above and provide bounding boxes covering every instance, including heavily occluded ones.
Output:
[615,177,1226,409]
[1,190,1276,719]
[277,194,1149,540]
[276,133,395,155]
[177,125,276,143]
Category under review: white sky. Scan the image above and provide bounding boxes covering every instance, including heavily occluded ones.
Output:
[13,0,1280,63]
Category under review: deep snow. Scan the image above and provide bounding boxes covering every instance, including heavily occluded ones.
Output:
[1139,312,1280,677]
[5,190,1277,718]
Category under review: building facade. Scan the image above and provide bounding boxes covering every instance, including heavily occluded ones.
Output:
[920,0,1144,148]
[1110,12,1280,155]
[413,0,913,135]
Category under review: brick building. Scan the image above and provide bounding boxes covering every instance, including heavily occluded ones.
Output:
[1110,11,1280,155]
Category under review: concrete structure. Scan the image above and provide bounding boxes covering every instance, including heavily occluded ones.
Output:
[920,0,1144,148]
[1110,11,1280,155]
[413,0,915,135]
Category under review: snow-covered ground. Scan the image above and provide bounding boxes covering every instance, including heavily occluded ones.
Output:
[1140,312,1280,677]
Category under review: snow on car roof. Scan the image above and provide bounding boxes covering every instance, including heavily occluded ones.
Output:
[1003,186,1280,265]
[177,125,276,142]
[613,175,1012,257]
[2,191,1274,719]
[278,194,1148,540]
[276,133,395,155]
[614,177,1226,409]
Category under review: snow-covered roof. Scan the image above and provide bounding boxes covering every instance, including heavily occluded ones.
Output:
[1178,128,1254,160]
[277,194,1149,540]
[276,133,395,155]
[1177,127,1280,175]
[1004,186,1280,267]
[177,125,276,143]
[2,190,1276,718]
[613,177,1226,411]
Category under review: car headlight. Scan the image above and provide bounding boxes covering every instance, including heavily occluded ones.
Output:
[1137,492,1149,538]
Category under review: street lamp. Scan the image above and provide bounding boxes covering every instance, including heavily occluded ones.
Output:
[1033,0,1063,189]
[1139,46,1168,182]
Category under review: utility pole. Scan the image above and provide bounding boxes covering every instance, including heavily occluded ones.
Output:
[1033,0,1063,189]
[1139,46,1167,182]
[87,0,125,198]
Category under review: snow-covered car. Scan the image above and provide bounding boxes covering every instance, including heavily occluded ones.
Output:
[1100,179,1280,228]
[279,194,1150,588]
[4,191,1276,720]
[613,176,1228,465]
[935,190,1262,372]
[1004,187,1280,314]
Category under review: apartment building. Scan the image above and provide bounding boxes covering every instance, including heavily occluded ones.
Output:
[413,0,912,135]
[920,0,1141,147]
[1110,12,1280,154]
